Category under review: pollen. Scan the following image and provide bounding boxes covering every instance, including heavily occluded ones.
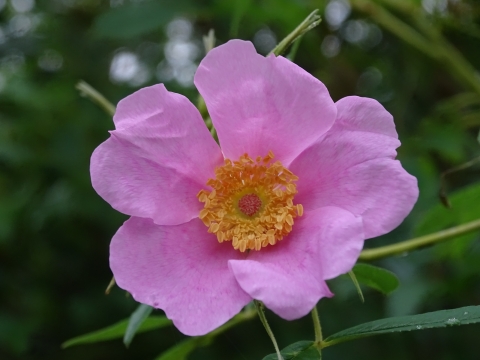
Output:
[197,151,303,252]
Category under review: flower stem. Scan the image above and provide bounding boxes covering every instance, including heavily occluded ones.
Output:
[207,307,257,338]
[311,305,323,345]
[349,0,480,97]
[359,218,480,261]
[254,300,283,360]
[76,80,116,116]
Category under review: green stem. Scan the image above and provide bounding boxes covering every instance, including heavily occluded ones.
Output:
[412,16,480,97]
[349,0,480,97]
[349,0,440,59]
[286,34,303,61]
[440,156,480,207]
[76,80,116,116]
[359,218,480,261]
[311,305,323,346]
[254,300,283,360]
[378,0,480,95]
[207,307,257,338]
[105,276,116,295]
[320,337,345,350]
[269,9,321,56]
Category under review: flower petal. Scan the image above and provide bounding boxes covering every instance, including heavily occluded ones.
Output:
[334,96,399,138]
[293,156,418,239]
[290,96,418,239]
[110,217,252,336]
[91,84,223,225]
[229,207,363,320]
[194,40,336,166]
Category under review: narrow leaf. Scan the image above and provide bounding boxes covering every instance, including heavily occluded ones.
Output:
[62,316,171,349]
[155,337,211,360]
[352,263,399,295]
[323,305,480,348]
[123,304,153,347]
[262,341,320,360]
[348,270,365,302]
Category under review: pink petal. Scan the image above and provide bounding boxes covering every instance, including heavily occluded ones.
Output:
[110,217,252,336]
[290,96,418,239]
[292,156,418,239]
[90,84,223,225]
[229,207,363,320]
[194,40,336,166]
[334,96,399,138]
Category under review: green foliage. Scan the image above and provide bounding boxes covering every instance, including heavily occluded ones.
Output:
[93,1,195,39]
[323,306,480,347]
[123,304,153,347]
[154,309,256,359]
[352,264,400,295]
[431,92,480,129]
[2,0,480,359]
[262,341,319,360]
[154,337,212,360]
[417,182,480,233]
[415,182,480,257]
[62,316,171,349]
[229,0,254,37]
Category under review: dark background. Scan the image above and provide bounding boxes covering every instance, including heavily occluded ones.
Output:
[1,0,480,359]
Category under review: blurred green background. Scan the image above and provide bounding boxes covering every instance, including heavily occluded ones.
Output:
[1,0,480,359]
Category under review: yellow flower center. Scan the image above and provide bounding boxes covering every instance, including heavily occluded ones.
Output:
[197,151,303,252]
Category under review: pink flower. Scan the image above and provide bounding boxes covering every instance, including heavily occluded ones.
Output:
[90,40,418,336]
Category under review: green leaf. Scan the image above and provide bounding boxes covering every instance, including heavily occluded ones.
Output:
[123,304,153,347]
[154,309,257,359]
[323,306,480,347]
[93,2,194,39]
[262,341,320,360]
[62,316,171,349]
[155,337,211,360]
[477,129,480,144]
[352,263,399,295]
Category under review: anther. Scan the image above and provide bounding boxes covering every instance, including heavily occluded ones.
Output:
[197,152,303,252]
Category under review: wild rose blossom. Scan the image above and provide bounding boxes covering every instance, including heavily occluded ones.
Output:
[90,40,418,336]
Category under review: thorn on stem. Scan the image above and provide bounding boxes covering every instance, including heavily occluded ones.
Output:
[105,276,116,295]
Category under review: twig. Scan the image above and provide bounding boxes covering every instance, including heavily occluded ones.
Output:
[359,218,480,261]
[76,80,115,116]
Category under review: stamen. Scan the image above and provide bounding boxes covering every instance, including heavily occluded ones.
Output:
[197,152,303,252]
